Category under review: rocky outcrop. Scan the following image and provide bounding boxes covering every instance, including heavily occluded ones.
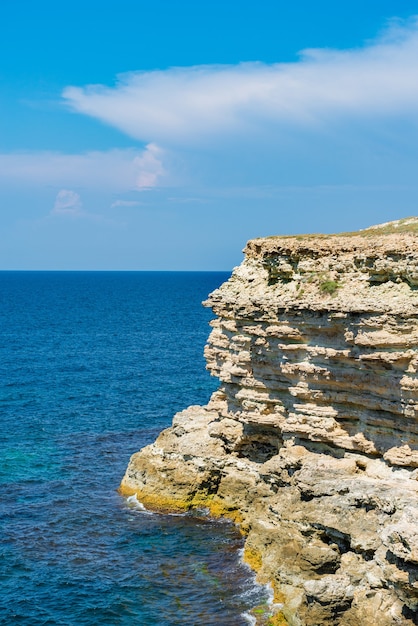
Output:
[121,220,418,625]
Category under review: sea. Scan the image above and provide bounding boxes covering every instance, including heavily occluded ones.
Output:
[0,271,269,625]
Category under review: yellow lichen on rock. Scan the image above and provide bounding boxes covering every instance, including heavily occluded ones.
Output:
[243,544,263,573]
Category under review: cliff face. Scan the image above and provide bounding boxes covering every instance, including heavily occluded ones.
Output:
[120,221,418,625]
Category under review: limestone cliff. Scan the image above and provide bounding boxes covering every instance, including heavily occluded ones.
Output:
[120,219,418,625]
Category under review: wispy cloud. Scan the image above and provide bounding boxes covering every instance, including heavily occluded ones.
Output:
[0,146,167,191]
[51,189,82,215]
[63,18,418,147]
[168,196,209,204]
[110,199,143,208]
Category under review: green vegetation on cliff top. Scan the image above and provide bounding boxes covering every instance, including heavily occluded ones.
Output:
[264,217,418,240]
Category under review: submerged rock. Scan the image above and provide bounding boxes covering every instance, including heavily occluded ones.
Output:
[121,219,418,625]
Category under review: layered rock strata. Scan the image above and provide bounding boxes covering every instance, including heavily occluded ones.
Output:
[121,222,418,625]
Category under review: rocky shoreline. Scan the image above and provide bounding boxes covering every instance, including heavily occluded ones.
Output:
[120,220,418,625]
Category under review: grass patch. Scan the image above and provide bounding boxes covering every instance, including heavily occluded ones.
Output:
[319,280,341,295]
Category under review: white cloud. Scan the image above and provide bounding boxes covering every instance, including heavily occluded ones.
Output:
[62,18,418,146]
[51,189,82,215]
[133,143,165,189]
[0,146,167,191]
[110,199,143,208]
[2,19,418,201]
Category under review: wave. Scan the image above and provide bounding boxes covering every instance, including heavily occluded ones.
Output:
[125,493,153,514]
[238,548,284,625]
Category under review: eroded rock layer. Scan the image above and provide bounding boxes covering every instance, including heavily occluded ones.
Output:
[121,224,418,625]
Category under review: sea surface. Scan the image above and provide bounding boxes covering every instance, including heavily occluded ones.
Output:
[0,272,269,625]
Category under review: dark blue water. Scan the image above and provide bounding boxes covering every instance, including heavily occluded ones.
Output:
[0,272,267,625]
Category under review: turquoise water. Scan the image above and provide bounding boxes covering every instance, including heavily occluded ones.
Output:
[0,272,267,625]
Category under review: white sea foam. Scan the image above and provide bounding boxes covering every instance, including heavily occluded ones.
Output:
[126,494,144,508]
[125,494,188,517]
[125,494,154,514]
[238,547,283,623]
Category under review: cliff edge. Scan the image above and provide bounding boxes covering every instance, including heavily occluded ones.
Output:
[120,218,418,625]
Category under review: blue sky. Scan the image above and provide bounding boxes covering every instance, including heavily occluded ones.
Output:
[2,1,418,270]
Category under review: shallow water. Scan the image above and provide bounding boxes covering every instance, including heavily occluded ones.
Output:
[0,272,268,625]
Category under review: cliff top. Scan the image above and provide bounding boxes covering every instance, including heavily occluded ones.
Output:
[246,217,418,257]
[354,216,418,235]
[206,217,418,316]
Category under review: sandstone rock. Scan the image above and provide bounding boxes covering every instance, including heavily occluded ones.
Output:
[121,220,418,625]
